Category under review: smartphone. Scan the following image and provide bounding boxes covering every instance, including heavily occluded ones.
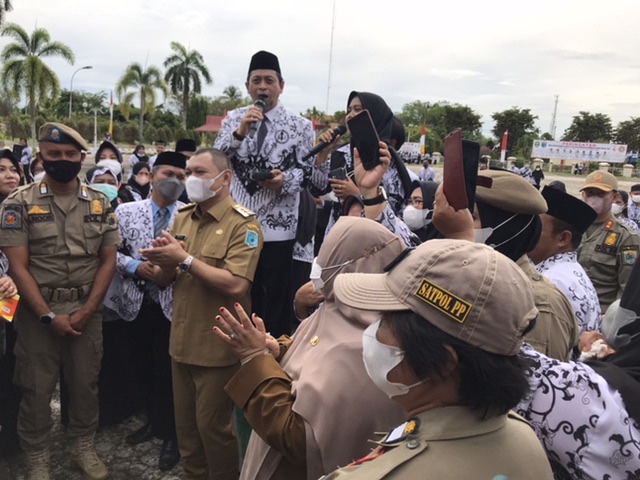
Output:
[329,166,348,181]
[251,170,275,182]
[347,110,381,170]
[443,129,480,212]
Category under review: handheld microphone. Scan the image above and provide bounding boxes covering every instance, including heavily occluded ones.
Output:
[249,97,267,138]
[303,125,347,161]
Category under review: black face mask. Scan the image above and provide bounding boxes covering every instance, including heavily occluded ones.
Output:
[42,159,82,184]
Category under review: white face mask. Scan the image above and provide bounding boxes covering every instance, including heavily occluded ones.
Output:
[362,319,425,398]
[612,204,624,216]
[583,195,607,215]
[403,205,431,231]
[631,194,640,204]
[474,213,518,246]
[32,171,45,183]
[185,170,226,203]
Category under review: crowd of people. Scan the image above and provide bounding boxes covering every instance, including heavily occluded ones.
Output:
[0,49,640,480]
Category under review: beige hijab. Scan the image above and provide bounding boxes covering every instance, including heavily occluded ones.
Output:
[241,216,407,480]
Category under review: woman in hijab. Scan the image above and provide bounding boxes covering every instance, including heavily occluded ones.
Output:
[122,162,151,202]
[214,217,407,480]
[128,144,149,180]
[0,149,23,202]
[402,180,441,242]
[315,92,412,237]
[85,166,121,211]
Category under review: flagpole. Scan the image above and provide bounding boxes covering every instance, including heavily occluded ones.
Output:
[109,91,114,141]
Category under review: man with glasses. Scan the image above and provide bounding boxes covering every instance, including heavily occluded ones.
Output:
[0,123,119,480]
[577,171,640,311]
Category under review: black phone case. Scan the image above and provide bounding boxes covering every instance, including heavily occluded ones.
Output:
[347,110,381,170]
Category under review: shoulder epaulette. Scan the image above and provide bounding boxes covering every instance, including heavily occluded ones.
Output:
[233,204,255,218]
[178,203,197,212]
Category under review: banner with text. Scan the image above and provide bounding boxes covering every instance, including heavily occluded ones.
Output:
[531,140,628,163]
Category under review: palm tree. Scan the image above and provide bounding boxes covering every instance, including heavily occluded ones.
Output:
[0,23,74,141]
[0,1,12,26]
[116,62,167,140]
[164,42,212,128]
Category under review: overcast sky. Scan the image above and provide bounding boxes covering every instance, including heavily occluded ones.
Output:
[4,0,640,139]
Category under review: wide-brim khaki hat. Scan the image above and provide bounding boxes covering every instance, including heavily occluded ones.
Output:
[334,239,538,356]
[581,171,618,192]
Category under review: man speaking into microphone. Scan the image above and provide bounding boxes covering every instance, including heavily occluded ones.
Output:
[214,50,314,336]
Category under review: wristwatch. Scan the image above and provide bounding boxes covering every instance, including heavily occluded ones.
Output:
[40,312,56,325]
[179,255,194,273]
[362,186,388,206]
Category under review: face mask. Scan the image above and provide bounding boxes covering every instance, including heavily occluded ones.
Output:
[612,204,623,216]
[42,159,82,184]
[362,320,425,398]
[97,159,122,177]
[583,195,607,215]
[156,177,185,201]
[403,205,431,231]
[136,153,147,159]
[631,194,640,204]
[185,170,227,203]
[32,171,45,183]
[91,183,118,202]
[475,213,533,249]
[134,174,150,186]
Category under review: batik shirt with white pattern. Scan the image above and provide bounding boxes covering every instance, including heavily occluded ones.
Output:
[535,251,601,335]
[516,344,640,480]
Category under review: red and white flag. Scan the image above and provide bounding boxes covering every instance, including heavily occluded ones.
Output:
[420,126,427,155]
[499,130,508,164]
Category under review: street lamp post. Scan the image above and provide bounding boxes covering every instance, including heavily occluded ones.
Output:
[83,102,107,152]
[68,66,93,119]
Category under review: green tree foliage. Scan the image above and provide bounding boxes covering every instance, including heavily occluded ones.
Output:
[491,107,538,153]
[116,62,167,141]
[0,1,12,26]
[398,101,482,150]
[615,117,640,151]
[0,23,74,141]
[562,111,613,143]
[163,42,212,129]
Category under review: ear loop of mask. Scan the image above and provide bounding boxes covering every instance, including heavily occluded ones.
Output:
[310,237,399,291]
[488,215,535,249]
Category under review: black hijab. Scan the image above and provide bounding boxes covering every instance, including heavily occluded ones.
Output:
[408,180,442,242]
[127,162,151,199]
[347,91,412,209]
[0,149,24,202]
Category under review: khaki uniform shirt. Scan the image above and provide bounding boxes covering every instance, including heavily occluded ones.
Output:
[0,180,120,288]
[577,216,640,311]
[517,256,579,361]
[321,406,553,480]
[169,195,263,367]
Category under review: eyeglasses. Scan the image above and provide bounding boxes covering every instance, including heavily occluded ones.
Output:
[408,197,423,207]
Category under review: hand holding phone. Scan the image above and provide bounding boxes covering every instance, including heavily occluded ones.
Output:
[347,110,381,170]
[329,166,348,181]
[251,170,275,182]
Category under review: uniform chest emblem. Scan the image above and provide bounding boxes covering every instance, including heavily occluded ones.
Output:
[604,232,619,246]
[91,199,103,215]
[28,205,50,215]
[275,130,289,144]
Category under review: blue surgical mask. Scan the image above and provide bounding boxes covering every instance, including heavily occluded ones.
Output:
[91,183,118,202]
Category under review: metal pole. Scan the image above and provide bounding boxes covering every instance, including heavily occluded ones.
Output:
[93,108,98,152]
[68,66,93,119]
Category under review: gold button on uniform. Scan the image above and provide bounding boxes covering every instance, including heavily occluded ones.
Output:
[310,335,319,346]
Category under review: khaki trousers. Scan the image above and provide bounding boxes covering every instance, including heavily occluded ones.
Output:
[172,360,239,480]
[13,300,103,451]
